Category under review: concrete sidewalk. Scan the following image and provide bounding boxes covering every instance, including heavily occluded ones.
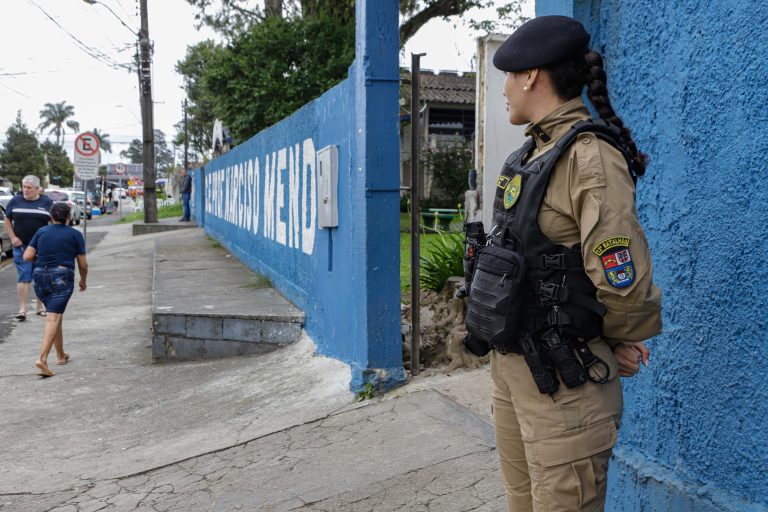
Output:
[0,223,500,512]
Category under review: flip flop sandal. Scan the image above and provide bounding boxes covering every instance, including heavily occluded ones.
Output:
[36,311,47,317]
[35,361,55,377]
[15,313,26,321]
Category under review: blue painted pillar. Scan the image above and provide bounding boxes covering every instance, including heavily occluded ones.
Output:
[536,1,601,42]
[352,0,406,390]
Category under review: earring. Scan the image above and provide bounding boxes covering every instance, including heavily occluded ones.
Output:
[523,86,529,91]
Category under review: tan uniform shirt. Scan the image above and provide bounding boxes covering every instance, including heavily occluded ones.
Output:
[524,97,662,343]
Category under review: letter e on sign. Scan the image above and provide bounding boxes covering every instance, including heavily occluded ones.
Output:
[75,132,100,158]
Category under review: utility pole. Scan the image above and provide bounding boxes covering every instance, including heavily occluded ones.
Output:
[139,0,157,223]
[183,99,189,172]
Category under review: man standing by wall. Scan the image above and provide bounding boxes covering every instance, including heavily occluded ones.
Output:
[179,168,192,222]
[4,175,53,320]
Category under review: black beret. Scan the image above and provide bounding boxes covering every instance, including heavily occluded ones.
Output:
[493,15,590,72]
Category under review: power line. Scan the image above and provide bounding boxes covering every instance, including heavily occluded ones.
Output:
[0,82,32,99]
[84,0,139,36]
[25,0,133,72]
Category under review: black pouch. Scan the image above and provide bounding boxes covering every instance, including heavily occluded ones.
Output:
[463,332,491,357]
[465,245,526,348]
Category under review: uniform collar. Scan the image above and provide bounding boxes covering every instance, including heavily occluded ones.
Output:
[525,97,591,151]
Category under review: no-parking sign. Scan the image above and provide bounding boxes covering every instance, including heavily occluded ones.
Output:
[74,132,100,181]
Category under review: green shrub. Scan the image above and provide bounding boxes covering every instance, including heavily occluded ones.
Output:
[421,138,473,209]
[419,231,464,292]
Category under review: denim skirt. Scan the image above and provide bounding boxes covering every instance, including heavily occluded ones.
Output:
[33,266,75,314]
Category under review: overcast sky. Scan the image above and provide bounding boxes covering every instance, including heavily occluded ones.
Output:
[0,0,532,166]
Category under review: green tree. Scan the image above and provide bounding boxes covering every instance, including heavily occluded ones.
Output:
[120,138,143,164]
[0,111,46,186]
[41,140,74,187]
[199,13,355,142]
[119,130,175,176]
[154,130,175,176]
[175,40,220,160]
[38,101,80,147]
[92,128,112,155]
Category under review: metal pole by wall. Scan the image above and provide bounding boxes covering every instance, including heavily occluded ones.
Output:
[410,53,425,377]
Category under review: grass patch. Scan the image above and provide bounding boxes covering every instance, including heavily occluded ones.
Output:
[206,235,222,248]
[355,383,375,402]
[242,276,272,289]
[116,203,183,224]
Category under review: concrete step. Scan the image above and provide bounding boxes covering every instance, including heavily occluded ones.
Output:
[133,217,198,236]
[151,229,305,362]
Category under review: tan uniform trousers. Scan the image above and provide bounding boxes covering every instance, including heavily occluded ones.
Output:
[491,339,623,512]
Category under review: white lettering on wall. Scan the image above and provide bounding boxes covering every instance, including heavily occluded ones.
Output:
[204,138,318,255]
[263,152,276,240]
[251,158,260,235]
[276,148,287,246]
[288,144,300,249]
[302,138,316,255]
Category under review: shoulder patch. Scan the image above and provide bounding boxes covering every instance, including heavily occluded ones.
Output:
[503,174,522,209]
[497,176,510,189]
[593,236,635,288]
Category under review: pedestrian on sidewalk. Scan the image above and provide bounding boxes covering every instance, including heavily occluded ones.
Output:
[23,203,88,377]
[179,168,192,222]
[478,15,662,512]
[3,175,53,321]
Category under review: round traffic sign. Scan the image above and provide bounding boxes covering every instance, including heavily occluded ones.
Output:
[115,163,127,175]
[74,132,100,157]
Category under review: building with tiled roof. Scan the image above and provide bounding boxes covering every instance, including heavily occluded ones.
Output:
[400,69,476,201]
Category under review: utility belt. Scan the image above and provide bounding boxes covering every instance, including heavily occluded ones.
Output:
[461,222,610,395]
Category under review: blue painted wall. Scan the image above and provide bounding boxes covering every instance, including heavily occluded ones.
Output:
[191,0,405,391]
[537,1,768,510]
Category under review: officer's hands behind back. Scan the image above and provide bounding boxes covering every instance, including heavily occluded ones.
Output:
[613,341,650,377]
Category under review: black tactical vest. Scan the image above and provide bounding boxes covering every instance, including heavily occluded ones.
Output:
[489,119,636,354]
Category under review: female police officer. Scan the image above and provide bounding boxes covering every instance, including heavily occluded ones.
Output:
[479,15,662,511]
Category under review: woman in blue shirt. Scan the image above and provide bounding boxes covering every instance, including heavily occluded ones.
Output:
[23,203,88,377]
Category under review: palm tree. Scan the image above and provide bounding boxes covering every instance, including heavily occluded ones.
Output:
[92,128,112,154]
[38,101,80,147]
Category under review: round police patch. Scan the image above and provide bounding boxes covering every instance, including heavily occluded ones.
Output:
[503,174,522,209]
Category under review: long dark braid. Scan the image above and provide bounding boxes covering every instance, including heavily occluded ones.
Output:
[545,50,648,177]
[583,49,647,176]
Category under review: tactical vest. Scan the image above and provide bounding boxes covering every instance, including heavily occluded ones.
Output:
[489,119,636,354]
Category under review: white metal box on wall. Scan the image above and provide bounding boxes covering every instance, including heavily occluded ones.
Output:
[317,144,339,228]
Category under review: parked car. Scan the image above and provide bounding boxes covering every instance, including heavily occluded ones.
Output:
[72,191,93,220]
[44,189,81,225]
[0,205,12,259]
